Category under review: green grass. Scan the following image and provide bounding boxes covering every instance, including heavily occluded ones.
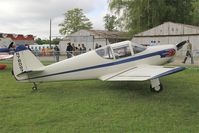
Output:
[0,61,199,133]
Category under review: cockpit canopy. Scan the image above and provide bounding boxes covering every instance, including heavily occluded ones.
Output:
[96,41,146,60]
[131,42,147,54]
[95,46,113,59]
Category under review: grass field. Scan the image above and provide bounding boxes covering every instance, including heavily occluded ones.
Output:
[0,61,199,133]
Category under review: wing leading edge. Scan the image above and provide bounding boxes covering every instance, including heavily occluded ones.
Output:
[100,65,185,81]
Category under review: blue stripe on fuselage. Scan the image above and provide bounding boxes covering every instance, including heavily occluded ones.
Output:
[26,49,172,80]
[0,48,9,52]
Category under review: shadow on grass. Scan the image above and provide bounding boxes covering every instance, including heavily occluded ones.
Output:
[34,79,199,103]
[33,80,155,99]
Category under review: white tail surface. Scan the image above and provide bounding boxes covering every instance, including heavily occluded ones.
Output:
[13,45,44,81]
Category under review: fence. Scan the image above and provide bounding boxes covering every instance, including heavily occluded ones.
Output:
[26,49,199,65]
[30,50,88,62]
[32,49,199,57]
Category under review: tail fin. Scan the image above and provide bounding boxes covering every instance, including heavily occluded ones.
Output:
[13,45,44,81]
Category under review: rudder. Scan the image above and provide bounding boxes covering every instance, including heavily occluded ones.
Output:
[13,45,44,81]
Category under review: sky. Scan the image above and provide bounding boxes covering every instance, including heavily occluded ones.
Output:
[0,0,109,39]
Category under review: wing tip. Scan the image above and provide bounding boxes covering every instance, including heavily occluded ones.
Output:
[151,66,186,79]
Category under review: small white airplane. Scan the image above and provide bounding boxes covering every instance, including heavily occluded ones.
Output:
[0,42,14,60]
[12,40,187,92]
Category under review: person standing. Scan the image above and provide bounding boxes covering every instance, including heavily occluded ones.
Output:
[72,43,76,55]
[54,45,60,62]
[81,44,86,53]
[41,47,45,56]
[35,47,39,56]
[182,40,194,64]
[95,43,99,49]
[66,42,73,58]
[77,44,82,55]
[150,40,157,46]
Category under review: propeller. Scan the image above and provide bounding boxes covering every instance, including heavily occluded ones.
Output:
[176,40,187,50]
[8,42,14,49]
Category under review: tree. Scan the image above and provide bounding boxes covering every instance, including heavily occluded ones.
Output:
[104,14,117,31]
[109,0,197,34]
[191,0,199,26]
[59,8,93,35]
[35,38,43,45]
[52,38,61,45]
[35,38,60,45]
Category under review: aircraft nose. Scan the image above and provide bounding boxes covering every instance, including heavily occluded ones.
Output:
[168,48,176,57]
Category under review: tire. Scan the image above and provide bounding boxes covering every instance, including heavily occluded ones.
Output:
[150,83,163,93]
[32,86,37,91]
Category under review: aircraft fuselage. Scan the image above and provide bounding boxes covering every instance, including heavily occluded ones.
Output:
[25,44,176,83]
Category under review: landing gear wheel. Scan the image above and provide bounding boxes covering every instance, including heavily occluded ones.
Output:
[32,82,38,91]
[32,86,37,91]
[150,78,163,93]
[150,83,163,93]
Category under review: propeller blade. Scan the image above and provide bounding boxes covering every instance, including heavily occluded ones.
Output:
[176,41,187,50]
[8,42,14,49]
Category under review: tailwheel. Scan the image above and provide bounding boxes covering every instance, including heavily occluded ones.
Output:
[150,78,163,93]
[32,82,38,91]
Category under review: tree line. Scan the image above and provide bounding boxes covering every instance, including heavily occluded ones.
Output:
[35,38,61,45]
[37,1,199,42]
[109,0,199,34]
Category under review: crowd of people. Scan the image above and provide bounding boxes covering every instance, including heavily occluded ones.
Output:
[66,43,87,58]
[31,42,103,62]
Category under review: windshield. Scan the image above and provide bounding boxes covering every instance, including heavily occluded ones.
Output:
[131,43,146,54]
[96,46,113,59]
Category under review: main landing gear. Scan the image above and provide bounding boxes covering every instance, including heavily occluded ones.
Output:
[150,78,163,93]
[32,82,38,91]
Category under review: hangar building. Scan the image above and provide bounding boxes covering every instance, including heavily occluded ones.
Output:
[132,22,199,56]
[59,29,131,54]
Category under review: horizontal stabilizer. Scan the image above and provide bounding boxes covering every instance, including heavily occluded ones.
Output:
[0,54,13,60]
[16,67,45,76]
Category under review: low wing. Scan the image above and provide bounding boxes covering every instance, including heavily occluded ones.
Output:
[0,54,13,60]
[100,65,185,81]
